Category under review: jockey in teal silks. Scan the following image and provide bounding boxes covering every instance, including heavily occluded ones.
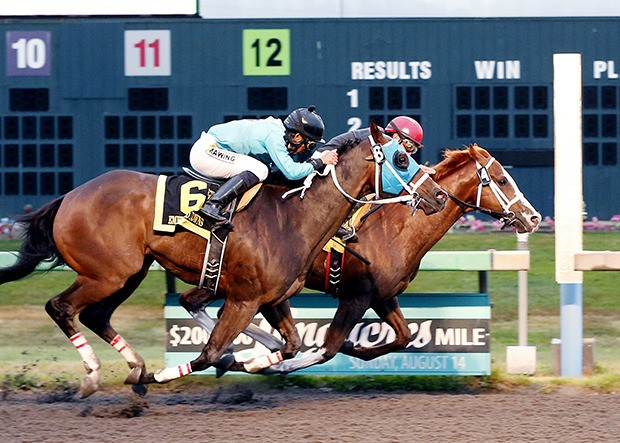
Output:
[189,106,338,226]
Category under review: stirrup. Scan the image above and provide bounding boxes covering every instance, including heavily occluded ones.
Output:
[336,227,358,243]
[200,205,233,230]
[200,204,227,222]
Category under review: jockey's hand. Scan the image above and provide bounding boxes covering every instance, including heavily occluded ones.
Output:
[319,150,338,165]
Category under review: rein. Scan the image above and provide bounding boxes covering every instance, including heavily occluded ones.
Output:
[327,164,429,206]
[444,156,525,228]
[281,135,429,209]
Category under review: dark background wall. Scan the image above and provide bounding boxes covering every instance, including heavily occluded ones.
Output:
[1,17,618,219]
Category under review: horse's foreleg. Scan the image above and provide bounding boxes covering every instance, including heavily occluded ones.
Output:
[180,287,285,351]
[145,300,259,383]
[341,296,412,361]
[260,301,301,358]
[215,301,303,376]
[226,302,300,374]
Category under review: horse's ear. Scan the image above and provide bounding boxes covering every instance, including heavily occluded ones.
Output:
[369,120,382,142]
[468,144,477,159]
[469,143,489,162]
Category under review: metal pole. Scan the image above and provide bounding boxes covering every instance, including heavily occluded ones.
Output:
[165,270,177,296]
[478,271,488,293]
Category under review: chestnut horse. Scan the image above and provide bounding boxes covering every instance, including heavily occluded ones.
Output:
[0,122,446,397]
[219,144,541,375]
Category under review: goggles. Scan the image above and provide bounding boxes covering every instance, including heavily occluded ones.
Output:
[286,131,316,152]
[399,137,421,155]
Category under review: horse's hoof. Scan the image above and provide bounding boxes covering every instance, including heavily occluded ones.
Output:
[141,372,158,384]
[339,340,354,354]
[78,376,99,398]
[215,354,236,378]
[124,366,144,385]
[131,384,148,396]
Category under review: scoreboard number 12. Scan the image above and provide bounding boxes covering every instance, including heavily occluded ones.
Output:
[243,29,290,76]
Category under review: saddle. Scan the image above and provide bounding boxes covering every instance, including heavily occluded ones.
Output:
[152,168,262,296]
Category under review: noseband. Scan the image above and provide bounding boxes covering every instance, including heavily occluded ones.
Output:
[444,156,525,229]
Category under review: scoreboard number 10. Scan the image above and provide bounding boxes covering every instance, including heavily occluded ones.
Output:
[6,31,51,76]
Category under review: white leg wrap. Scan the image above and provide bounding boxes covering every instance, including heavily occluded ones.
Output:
[243,351,283,373]
[110,334,139,363]
[70,332,100,372]
[154,363,193,383]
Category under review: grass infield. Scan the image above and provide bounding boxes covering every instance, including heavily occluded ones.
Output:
[0,231,619,392]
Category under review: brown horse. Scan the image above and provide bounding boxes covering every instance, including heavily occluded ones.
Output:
[0,122,446,397]
[219,144,541,375]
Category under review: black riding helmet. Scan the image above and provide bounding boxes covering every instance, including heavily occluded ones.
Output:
[283,105,326,152]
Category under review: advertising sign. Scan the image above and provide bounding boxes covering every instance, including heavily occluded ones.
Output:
[165,292,491,376]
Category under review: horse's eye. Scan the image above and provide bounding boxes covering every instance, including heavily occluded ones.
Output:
[498,178,508,186]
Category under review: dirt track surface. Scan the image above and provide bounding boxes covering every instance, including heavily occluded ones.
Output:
[1,385,619,443]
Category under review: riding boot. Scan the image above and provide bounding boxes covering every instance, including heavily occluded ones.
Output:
[200,171,260,227]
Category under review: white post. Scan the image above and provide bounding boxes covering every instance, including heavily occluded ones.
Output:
[517,232,529,347]
[553,53,584,377]
[506,231,536,375]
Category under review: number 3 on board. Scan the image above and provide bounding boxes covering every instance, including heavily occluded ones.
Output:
[243,29,290,76]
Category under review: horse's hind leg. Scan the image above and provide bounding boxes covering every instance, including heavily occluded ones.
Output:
[45,277,122,398]
[78,269,150,395]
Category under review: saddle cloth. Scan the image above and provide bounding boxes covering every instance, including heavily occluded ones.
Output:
[153,174,260,240]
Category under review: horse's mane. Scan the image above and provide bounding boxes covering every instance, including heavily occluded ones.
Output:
[432,144,489,182]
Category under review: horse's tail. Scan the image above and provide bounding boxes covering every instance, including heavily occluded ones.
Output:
[0,196,66,284]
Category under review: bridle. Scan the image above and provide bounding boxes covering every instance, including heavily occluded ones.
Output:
[444,156,525,228]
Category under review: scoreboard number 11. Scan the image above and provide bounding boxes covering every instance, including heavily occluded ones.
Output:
[124,30,171,76]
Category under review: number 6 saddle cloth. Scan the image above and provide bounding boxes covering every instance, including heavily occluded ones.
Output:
[152,173,260,295]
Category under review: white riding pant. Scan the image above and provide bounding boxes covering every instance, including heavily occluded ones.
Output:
[189,131,269,181]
